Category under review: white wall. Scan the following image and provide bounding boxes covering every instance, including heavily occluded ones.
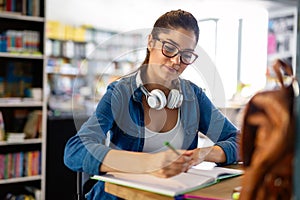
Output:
[45,0,294,105]
[46,0,274,31]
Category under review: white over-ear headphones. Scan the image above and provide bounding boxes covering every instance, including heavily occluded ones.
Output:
[136,70,183,110]
[140,85,183,110]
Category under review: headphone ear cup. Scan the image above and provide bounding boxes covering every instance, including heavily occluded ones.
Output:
[176,93,183,108]
[167,89,181,109]
[148,89,167,110]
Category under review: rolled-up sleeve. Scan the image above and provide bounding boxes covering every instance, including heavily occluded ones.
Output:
[64,112,111,175]
[64,84,117,175]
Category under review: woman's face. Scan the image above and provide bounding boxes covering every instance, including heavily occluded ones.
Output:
[147,28,197,86]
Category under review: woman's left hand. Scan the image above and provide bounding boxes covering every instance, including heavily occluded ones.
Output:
[183,147,213,167]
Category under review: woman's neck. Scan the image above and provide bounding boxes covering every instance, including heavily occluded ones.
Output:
[141,67,174,91]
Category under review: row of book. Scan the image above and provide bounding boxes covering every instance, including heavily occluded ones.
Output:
[46,21,143,46]
[46,39,142,62]
[0,61,36,98]
[46,21,114,43]
[3,186,41,200]
[0,150,41,180]
[0,0,40,17]
[0,30,41,54]
[47,39,87,59]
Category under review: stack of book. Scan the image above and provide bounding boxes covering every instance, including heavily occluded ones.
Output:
[6,132,25,143]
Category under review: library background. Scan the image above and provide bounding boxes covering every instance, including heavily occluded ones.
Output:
[0,0,300,200]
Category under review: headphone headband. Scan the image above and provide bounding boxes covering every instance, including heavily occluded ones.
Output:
[137,71,183,110]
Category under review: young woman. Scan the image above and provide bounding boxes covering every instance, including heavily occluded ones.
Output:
[64,9,239,200]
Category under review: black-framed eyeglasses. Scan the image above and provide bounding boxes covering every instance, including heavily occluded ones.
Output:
[154,38,198,65]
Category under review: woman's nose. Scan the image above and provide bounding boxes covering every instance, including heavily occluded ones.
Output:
[170,54,181,64]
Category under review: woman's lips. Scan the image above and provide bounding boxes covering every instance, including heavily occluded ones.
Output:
[163,65,178,73]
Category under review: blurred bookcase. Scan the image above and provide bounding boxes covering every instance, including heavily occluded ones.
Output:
[45,21,145,116]
[0,0,46,199]
[267,7,297,76]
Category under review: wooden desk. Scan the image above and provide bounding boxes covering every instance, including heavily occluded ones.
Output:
[105,173,242,200]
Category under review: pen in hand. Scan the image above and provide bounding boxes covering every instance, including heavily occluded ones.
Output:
[164,141,191,173]
[164,141,180,155]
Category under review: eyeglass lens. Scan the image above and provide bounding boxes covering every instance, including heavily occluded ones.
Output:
[162,42,197,64]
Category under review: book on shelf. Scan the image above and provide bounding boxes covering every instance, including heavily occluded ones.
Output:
[5,186,41,200]
[91,162,243,197]
[6,132,25,143]
[0,0,40,17]
[23,110,42,139]
[0,111,4,141]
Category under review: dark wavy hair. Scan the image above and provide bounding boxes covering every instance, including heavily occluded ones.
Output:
[141,9,200,66]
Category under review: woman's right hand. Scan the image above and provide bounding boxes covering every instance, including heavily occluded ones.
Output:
[147,149,192,178]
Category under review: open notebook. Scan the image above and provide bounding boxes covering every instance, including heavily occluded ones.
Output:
[91,162,243,197]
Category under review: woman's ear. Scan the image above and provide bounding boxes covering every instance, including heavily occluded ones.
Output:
[147,34,154,51]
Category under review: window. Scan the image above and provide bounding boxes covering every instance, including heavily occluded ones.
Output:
[182,8,268,107]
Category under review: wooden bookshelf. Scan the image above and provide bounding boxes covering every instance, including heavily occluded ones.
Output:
[0,0,46,199]
[0,52,44,59]
[0,138,42,146]
[0,175,42,184]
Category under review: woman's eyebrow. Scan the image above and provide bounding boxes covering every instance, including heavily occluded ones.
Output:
[165,38,179,46]
[166,38,194,51]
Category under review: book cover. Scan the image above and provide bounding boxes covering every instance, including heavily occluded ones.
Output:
[23,151,28,176]
[0,111,5,141]
[92,162,243,197]
[32,150,39,175]
[5,153,13,179]
[15,152,21,177]
[23,110,42,139]
[21,0,27,15]
[0,154,4,179]
[27,151,32,176]
[19,151,24,177]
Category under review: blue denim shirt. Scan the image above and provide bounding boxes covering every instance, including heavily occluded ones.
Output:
[64,72,239,200]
